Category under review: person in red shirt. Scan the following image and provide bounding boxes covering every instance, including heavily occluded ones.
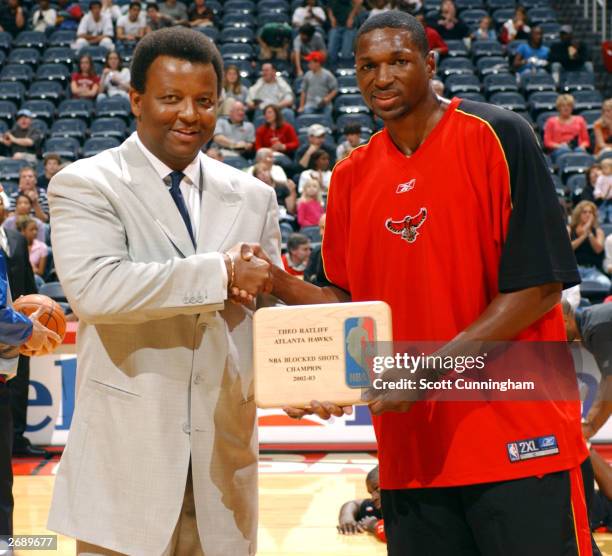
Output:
[70,54,100,99]
[544,93,590,162]
[415,10,448,59]
[254,104,300,157]
[281,233,311,277]
[242,10,592,556]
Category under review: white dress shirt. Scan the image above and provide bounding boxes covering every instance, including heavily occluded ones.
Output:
[134,132,227,286]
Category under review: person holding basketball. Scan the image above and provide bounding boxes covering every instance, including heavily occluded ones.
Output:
[242,11,591,556]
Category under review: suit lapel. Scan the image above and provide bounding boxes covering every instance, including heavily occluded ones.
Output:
[119,135,196,258]
[197,158,242,254]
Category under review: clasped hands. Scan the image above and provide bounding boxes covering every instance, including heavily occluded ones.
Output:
[223,243,273,304]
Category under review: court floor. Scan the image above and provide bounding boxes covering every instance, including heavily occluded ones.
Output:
[11,452,612,555]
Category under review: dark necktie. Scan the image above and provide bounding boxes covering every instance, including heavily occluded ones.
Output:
[167,170,195,247]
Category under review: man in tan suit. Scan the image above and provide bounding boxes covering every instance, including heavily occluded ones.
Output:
[47,28,281,555]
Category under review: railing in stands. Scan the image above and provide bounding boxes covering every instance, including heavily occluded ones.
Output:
[578,0,609,40]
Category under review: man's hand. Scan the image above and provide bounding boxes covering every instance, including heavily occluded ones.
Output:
[283,400,353,420]
[224,243,272,303]
[337,516,365,535]
[20,307,61,357]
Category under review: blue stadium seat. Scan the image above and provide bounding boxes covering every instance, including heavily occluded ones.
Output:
[506,39,527,56]
[35,63,71,84]
[206,0,222,14]
[445,74,481,94]
[335,113,374,134]
[50,118,87,140]
[89,117,127,139]
[48,30,76,48]
[540,22,561,41]
[220,27,255,43]
[521,0,552,7]
[95,97,132,119]
[43,47,75,66]
[483,73,518,96]
[492,7,515,25]
[521,72,556,94]
[566,173,586,196]
[488,0,515,8]
[0,121,7,135]
[572,90,603,111]
[528,91,558,116]
[198,27,220,42]
[258,0,290,12]
[334,94,370,115]
[20,99,55,122]
[444,40,469,58]
[477,56,510,76]
[0,64,34,85]
[527,7,558,24]
[257,12,291,26]
[580,109,601,129]
[0,82,25,104]
[13,31,47,50]
[0,159,29,181]
[295,113,333,134]
[536,110,557,131]
[30,118,48,138]
[300,225,321,242]
[27,81,65,104]
[335,62,357,77]
[337,75,359,95]
[560,71,595,92]
[471,40,504,59]
[78,46,107,64]
[557,152,595,181]
[222,13,256,28]
[0,32,12,53]
[43,137,80,160]
[220,43,254,60]
[82,137,120,157]
[0,52,5,66]
[0,100,17,122]
[439,57,475,77]
[57,99,94,121]
[489,91,527,111]
[224,0,255,14]
[455,91,486,102]
[460,8,488,25]
[222,155,250,170]
[8,48,41,67]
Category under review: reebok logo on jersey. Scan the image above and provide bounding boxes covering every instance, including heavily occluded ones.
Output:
[396,179,416,194]
[385,208,427,243]
[507,435,559,463]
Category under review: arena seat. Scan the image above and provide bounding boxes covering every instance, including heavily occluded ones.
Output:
[300,225,321,243]
[20,99,55,122]
[579,109,601,129]
[439,57,476,77]
[557,152,595,181]
[8,48,41,67]
[295,113,333,134]
[0,100,17,123]
[528,91,558,116]
[220,43,254,60]
[477,56,510,76]
[0,82,25,104]
[535,109,557,131]
[335,113,374,134]
[334,94,370,115]
[197,27,220,42]
[460,8,489,25]
[522,72,557,94]
[13,31,47,50]
[220,28,255,45]
[224,0,255,13]
[483,73,518,96]
[89,117,127,139]
[471,40,505,59]
[77,46,108,65]
[43,47,75,66]
[42,136,80,160]
[0,159,30,181]
[57,99,94,121]
[0,64,34,85]
[489,91,527,111]
[48,30,76,48]
[0,32,12,53]
[35,63,71,84]
[444,40,469,58]
[337,75,359,95]
[560,71,596,92]
[50,118,87,141]
[566,173,586,197]
[27,81,65,104]
[223,155,251,169]
[222,13,256,28]
[445,74,481,94]
[456,91,487,102]
[527,7,559,23]
[82,136,121,157]
[95,97,131,120]
[572,89,603,111]
[540,21,561,41]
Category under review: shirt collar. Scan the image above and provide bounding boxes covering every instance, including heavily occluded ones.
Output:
[134,131,201,191]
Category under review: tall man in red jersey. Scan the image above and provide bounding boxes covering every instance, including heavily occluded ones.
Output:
[244,11,591,555]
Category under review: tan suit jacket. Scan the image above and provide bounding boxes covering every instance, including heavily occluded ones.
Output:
[46,134,281,555]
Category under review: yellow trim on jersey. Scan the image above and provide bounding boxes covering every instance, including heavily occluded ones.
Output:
[321,129,385,285]
[455,108,513,209]
[570,500,582,556]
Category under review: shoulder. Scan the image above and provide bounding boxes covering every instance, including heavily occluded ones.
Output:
[455,98,535,139]
[204,156,275,200]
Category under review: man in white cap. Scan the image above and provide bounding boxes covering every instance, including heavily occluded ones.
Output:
[1,110,42,163]
[295,123,336,170]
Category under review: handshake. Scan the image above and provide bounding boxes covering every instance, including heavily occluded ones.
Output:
[223,243,274,303]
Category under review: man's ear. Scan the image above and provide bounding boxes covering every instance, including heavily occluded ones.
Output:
[129,88,142,120]
[425,51,437,80]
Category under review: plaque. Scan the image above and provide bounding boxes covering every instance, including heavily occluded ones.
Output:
[253,301,392,408]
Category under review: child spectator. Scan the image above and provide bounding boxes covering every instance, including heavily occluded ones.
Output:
[297,178,323,228]
[16,216,47,285]
[299,148,332,193]
[472,15,496,40]
[3,194,46,243]
[594,159,612,223]
[336,123,364,161]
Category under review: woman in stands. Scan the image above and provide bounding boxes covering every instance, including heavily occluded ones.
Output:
[582,163,603,202]
[188,0,215,29]
[292,0,326,29]
[255,104,299,157]
[298,148,332,194]
[472,15,496,41]
[434,0,469,41]
[568,200,611,289]
[500,6,530,44]
[218,64,248,116]
[71,54,100,100]
[2,193,45,243]
[16,216,47,288]
[544,94,590,162]
[98,51,130,101]
[0,0,25,37]
[594,98,612,161]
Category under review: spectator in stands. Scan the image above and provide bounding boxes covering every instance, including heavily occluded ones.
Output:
[0,0,25,37]
[292,0,326,29]
[2,194,46,243]
[188,0,214,28]
[248,148,288,186]
[431,78,445,96]
[298,51,338,118]
[293,23,327,77]
[212,101,255,159]
[299,148,332,193]
[391,0,423,14]
[415,10,448,60]
[98,51,130,100]
[116,2,146,45]
[158,0,187,26]
[101,0,122,22]
[582,163,602,203]
[10,168,49,223]
[31,0,57,33]
[434,0,469,41]
[71,54,100,100]
[73,0,115,51]
[304,213,330,286]
[255,105,299,157]
[337,466,383,538]
[205,146,223,161]
[472,15,496,41]
[257,22,293,61]
[568,200,610,289]
[549,25,593,84]
[605,233,612,276]
[37,153,62,190]
[145,3,173,32]
[253,162,297,215]
[282,233,311,277]
[297,178,324,228]
[594,158,612,223]
[218,64,248,116]
[296,123,335,170]
[16,216,47,286]
[544,94,590,162]
[1,110,42,164]
[368,0,392,18]
[326,0,364,65]
[514,26,549,75]
[500,6,530,44]
[247,63,295,121]
[594,99,612,160]
[336,122,364,161]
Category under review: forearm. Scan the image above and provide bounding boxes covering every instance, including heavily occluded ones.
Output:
[585,377,612,436]
[590,447,612,499]
[270,263,350,305]
[213,134,234,148]
[33,204,48,223]
[10,137,33,147]
[588,233,604,253]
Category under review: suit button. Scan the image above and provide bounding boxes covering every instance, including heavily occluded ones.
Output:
[183,297,189,304]
[196,296,203,303]
[189,297,196,303]
[182,423,191,434]
[193,374,202,385]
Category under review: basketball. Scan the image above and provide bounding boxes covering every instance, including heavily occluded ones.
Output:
[13,294,67,344]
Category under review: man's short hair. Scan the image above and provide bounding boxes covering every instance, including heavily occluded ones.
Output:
[298,23,315,38]
[129,1,141,9]
[19,165,35,177]
[130,27,224,95]
[89,0,102,7]
[366,465,379,485]
[356,11,429,57]
[287,233,309,252]
[343,122,362,135]
[146,2,159,10]
[43,153,62,166]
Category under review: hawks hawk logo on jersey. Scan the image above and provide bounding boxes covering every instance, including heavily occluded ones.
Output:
[385,208,428,243]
